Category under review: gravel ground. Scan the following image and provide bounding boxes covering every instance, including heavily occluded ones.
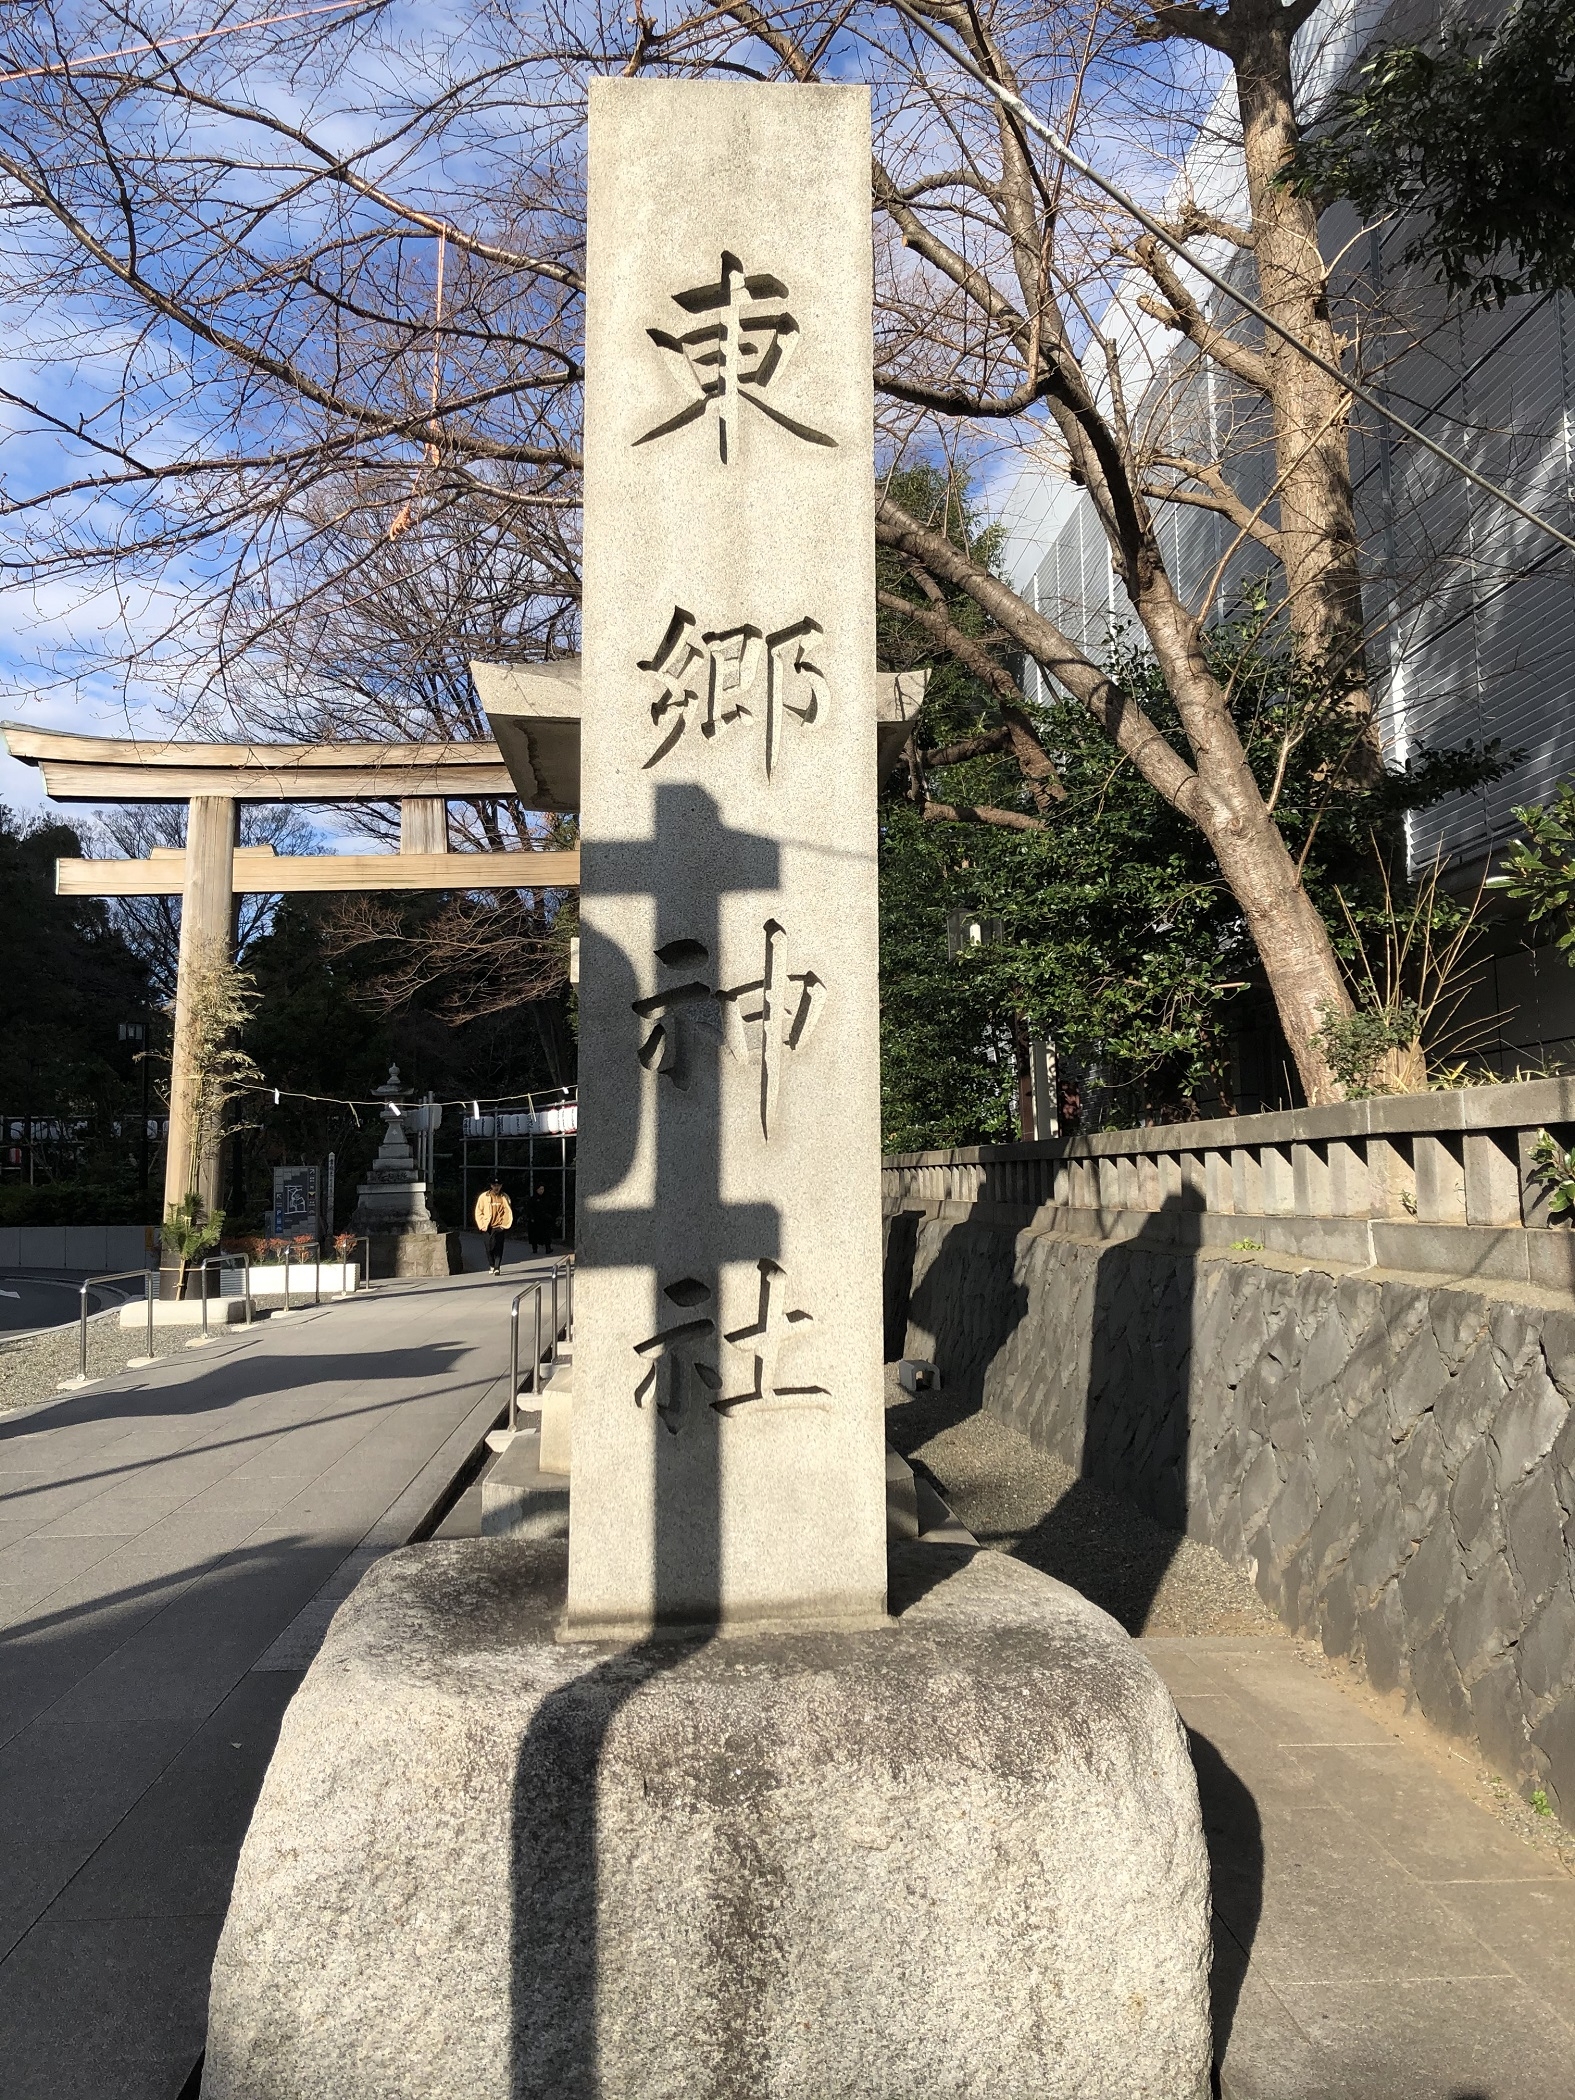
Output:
[0,1311,208,1412]
[885,1367,1279,1638]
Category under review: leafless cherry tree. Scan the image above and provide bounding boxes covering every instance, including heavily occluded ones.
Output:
[0,0,1466,1098]
[91,802,318,998]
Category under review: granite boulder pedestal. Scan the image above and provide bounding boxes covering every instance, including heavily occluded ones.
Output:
[203,1539,1212,2100]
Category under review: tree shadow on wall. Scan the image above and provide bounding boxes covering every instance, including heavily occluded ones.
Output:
[881,1200,1028,1443]
[1078,1191,1199,1615]
[882,1187,1265,2080]
[881,1189,1200,1633]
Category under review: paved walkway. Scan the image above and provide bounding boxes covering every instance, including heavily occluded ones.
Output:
[0,1266,550,2100]
[1151,1637,1575,2100]
[888,1385,1575,2100]
[0,1270,145,1337]
[6,1293,1570,2097]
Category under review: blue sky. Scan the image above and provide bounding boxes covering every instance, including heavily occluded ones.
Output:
[0,0,1301,826]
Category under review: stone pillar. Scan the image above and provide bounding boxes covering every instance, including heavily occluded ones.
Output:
[568,79,888,1636]
[201,86,1212,2097]
[399,797,447,853]
[163,794,236,1224]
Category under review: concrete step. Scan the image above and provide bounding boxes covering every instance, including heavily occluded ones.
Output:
[886,1446,918,1539]
[537,1356,573,1475]
[886,1445,974,1545]
[480,1428,571,1539]
[914,1473,977,1547]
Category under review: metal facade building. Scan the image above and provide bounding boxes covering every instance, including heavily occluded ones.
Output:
[1001,1,1575,1067]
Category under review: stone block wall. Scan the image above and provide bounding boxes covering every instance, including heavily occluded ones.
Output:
[887,1212,1575,1824]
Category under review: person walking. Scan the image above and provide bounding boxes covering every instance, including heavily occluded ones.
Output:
[526,1181,558,1257]
[474,1179,513,1274]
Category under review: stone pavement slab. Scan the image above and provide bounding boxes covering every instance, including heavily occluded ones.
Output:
[890,1387,1575,2100]
[1145,1638,1575,2100]
[0,1265,551,2099]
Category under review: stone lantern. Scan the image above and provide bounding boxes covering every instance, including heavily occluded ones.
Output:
[347,1063,457,1276]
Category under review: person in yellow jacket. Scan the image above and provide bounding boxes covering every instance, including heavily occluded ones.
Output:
[474,1179,513,1274]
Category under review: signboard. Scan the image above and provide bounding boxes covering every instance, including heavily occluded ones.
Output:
[272,1163,320,1239]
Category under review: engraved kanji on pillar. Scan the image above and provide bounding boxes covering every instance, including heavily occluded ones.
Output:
[571,79,886,1638]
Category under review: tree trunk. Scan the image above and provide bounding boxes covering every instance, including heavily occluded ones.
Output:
[1137,581,1355,1104]
[1231,1,1376,761]
[1200,799,1348,1102]
[876,496,1357,1104]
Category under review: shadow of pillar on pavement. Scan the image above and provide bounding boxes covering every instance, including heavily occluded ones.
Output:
[883,1183,1270,2087]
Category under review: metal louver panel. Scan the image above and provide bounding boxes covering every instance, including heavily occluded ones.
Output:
[1033,503,1113,679]
[1006,201,1575,894]
[1377,289,1575,873]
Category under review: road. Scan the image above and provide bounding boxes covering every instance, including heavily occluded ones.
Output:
[0,1271,145,1337]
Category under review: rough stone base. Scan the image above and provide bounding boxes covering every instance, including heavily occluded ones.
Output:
[204,1539,1211,2100]
[364,1230,463,1279]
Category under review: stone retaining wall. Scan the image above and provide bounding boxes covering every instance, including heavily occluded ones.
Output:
[886,1210,1575,1824]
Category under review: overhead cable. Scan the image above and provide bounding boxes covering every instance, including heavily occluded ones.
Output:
[887,0,1575,559]
[0,2,360,87]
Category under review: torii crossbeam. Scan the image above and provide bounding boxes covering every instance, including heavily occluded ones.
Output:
[1,665,919,1254]
[1,722,582,1242]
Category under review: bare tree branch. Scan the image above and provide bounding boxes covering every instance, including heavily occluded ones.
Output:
[877,584,1066,806]
[1129,235,1272,390]
[922,798,1045,833]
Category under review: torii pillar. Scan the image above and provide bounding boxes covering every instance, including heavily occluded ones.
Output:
[163,794,443,1225]
[0,720,577,1253]
[164,794,237,1226]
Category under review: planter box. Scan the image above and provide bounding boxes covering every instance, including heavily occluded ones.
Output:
[118,1298,248,1329]
[239,1263,359,1298]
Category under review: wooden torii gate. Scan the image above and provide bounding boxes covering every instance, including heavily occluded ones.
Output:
[1,661,918,1244]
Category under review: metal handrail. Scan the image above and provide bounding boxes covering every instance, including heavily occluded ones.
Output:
[196,1251,253,1338]
[75,1267,154,1382]
[546,1254,576,1362]
[508,1281,546,1439]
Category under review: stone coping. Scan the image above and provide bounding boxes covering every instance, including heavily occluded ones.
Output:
[884,1073,1575,1166]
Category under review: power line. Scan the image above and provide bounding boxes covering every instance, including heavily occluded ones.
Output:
[0,2,361,87]
[888,0,1575,559]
